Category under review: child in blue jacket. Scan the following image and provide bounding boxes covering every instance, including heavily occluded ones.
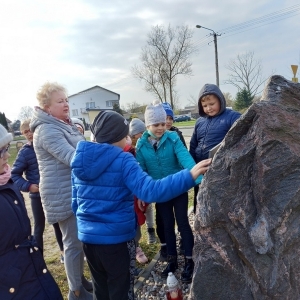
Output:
[71,110,210,300]
[136,101,202,283]
[11,119,45,252]
[190,83,241,213]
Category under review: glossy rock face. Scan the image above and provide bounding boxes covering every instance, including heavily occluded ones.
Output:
[191,75,300,299]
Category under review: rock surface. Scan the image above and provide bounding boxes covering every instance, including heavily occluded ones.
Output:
[190,76,300,300]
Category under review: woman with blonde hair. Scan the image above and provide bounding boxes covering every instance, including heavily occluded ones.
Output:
[30,82,92,300]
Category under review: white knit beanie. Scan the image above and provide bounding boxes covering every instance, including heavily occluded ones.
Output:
[129,118,146,136]
[71,118,84,133]
[0,124,13,148]
[144,100,167,126]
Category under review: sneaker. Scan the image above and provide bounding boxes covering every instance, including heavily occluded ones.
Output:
[134,267,143,278]
[60,254,64,264]
[136,247,148,264]
[159,245,167,262]
[147,228,156,244]
[68,285,93,300]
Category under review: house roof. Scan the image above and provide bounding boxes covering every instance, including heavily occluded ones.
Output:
[68,85,120,99]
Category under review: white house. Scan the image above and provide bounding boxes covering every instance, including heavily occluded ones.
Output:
[68,85,120,124]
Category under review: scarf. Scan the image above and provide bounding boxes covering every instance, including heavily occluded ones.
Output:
[0,164,11,185]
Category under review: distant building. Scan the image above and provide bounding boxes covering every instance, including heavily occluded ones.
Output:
[68,86,120,124]
[180,105,199,119]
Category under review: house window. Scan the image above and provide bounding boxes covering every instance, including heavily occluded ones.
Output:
[86,102,96,109]
[106,100,119,107]
[72,109,78,116]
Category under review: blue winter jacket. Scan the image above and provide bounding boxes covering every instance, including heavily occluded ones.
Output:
[11,143,40,198]
[136,130,202,184]
[190,84,241,163]
[71,141,195,245]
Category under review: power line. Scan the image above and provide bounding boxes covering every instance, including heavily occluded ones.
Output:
[193,4,300,47]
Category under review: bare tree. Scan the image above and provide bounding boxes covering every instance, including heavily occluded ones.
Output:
[224,51,266,97]
[223,92,234,107]
[132,24,196,108]
[18,106,34,120]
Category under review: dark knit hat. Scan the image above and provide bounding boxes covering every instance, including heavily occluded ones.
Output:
[162,102,174,119]
[90,110,129,144]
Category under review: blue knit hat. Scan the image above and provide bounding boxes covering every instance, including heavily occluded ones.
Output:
[162,102,174,119]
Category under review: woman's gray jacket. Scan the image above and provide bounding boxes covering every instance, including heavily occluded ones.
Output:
[30,108,85,224]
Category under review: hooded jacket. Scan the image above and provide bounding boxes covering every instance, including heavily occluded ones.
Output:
[190,84,241,163]
[71,141,195,245]
[30,107,85,224]
[0,180,62,300]
[136,130,202,184]
[11,143,40,198]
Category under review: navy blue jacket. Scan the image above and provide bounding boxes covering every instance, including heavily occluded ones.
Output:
[71,141,195,245]
[190,84,241,163]
[0,180,62,299]
[11,143,40,198]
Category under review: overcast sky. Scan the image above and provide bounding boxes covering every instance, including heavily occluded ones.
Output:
[1,0,299,120]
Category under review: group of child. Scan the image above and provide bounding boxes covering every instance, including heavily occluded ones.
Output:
[6,83,240,300]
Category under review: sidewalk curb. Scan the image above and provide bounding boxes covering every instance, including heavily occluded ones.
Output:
[134,206,194,292]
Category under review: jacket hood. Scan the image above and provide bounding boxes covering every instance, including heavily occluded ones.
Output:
[30,106,74,133]
[71,141,123,181]
[198,84,226,117]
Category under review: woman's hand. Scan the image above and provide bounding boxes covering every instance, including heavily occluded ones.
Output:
[29,184,39,193]
[190,159,212,180]
[137,199,146,212]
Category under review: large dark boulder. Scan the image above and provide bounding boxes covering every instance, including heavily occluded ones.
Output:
[190,76,300,300]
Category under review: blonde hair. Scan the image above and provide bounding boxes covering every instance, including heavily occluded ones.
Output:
[36,82,67,109]
[20,119,31,132]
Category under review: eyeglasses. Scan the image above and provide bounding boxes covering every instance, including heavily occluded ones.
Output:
[0,144,10,158]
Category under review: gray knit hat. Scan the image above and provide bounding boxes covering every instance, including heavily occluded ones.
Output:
[129,118,146,137]
[144,101,166,126]
[90,110,129,144]
[0,124,13,148]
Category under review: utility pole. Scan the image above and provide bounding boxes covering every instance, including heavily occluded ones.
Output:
[196,25,221,87]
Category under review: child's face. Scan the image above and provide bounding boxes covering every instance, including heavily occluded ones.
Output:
[166,116,173,130]
[133,132,143,139]
[148,123,166,138]
[22,127,33,142]
[201,95,221,117]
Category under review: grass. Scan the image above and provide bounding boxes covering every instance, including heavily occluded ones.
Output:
[8,144,19,165]
[174,120,196,126]
[13,136,26,141]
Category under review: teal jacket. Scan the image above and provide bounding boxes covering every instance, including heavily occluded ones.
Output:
[136,131,202,185]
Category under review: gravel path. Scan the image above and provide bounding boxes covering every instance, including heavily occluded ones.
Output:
[134,208,194,300]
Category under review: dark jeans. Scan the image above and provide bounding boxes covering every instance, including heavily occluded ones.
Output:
[30,196,45,252]
[194,184,199,214]
[156,192,194,257]
[155,203,166,244]
[83,239,135,300]
[53,222,64,251]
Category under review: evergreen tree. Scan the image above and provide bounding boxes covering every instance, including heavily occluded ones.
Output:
[234,88,253,111]
[0,112,9,130]
[113,103,123,116]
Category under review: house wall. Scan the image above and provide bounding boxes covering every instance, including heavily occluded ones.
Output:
[68,87,119,124]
